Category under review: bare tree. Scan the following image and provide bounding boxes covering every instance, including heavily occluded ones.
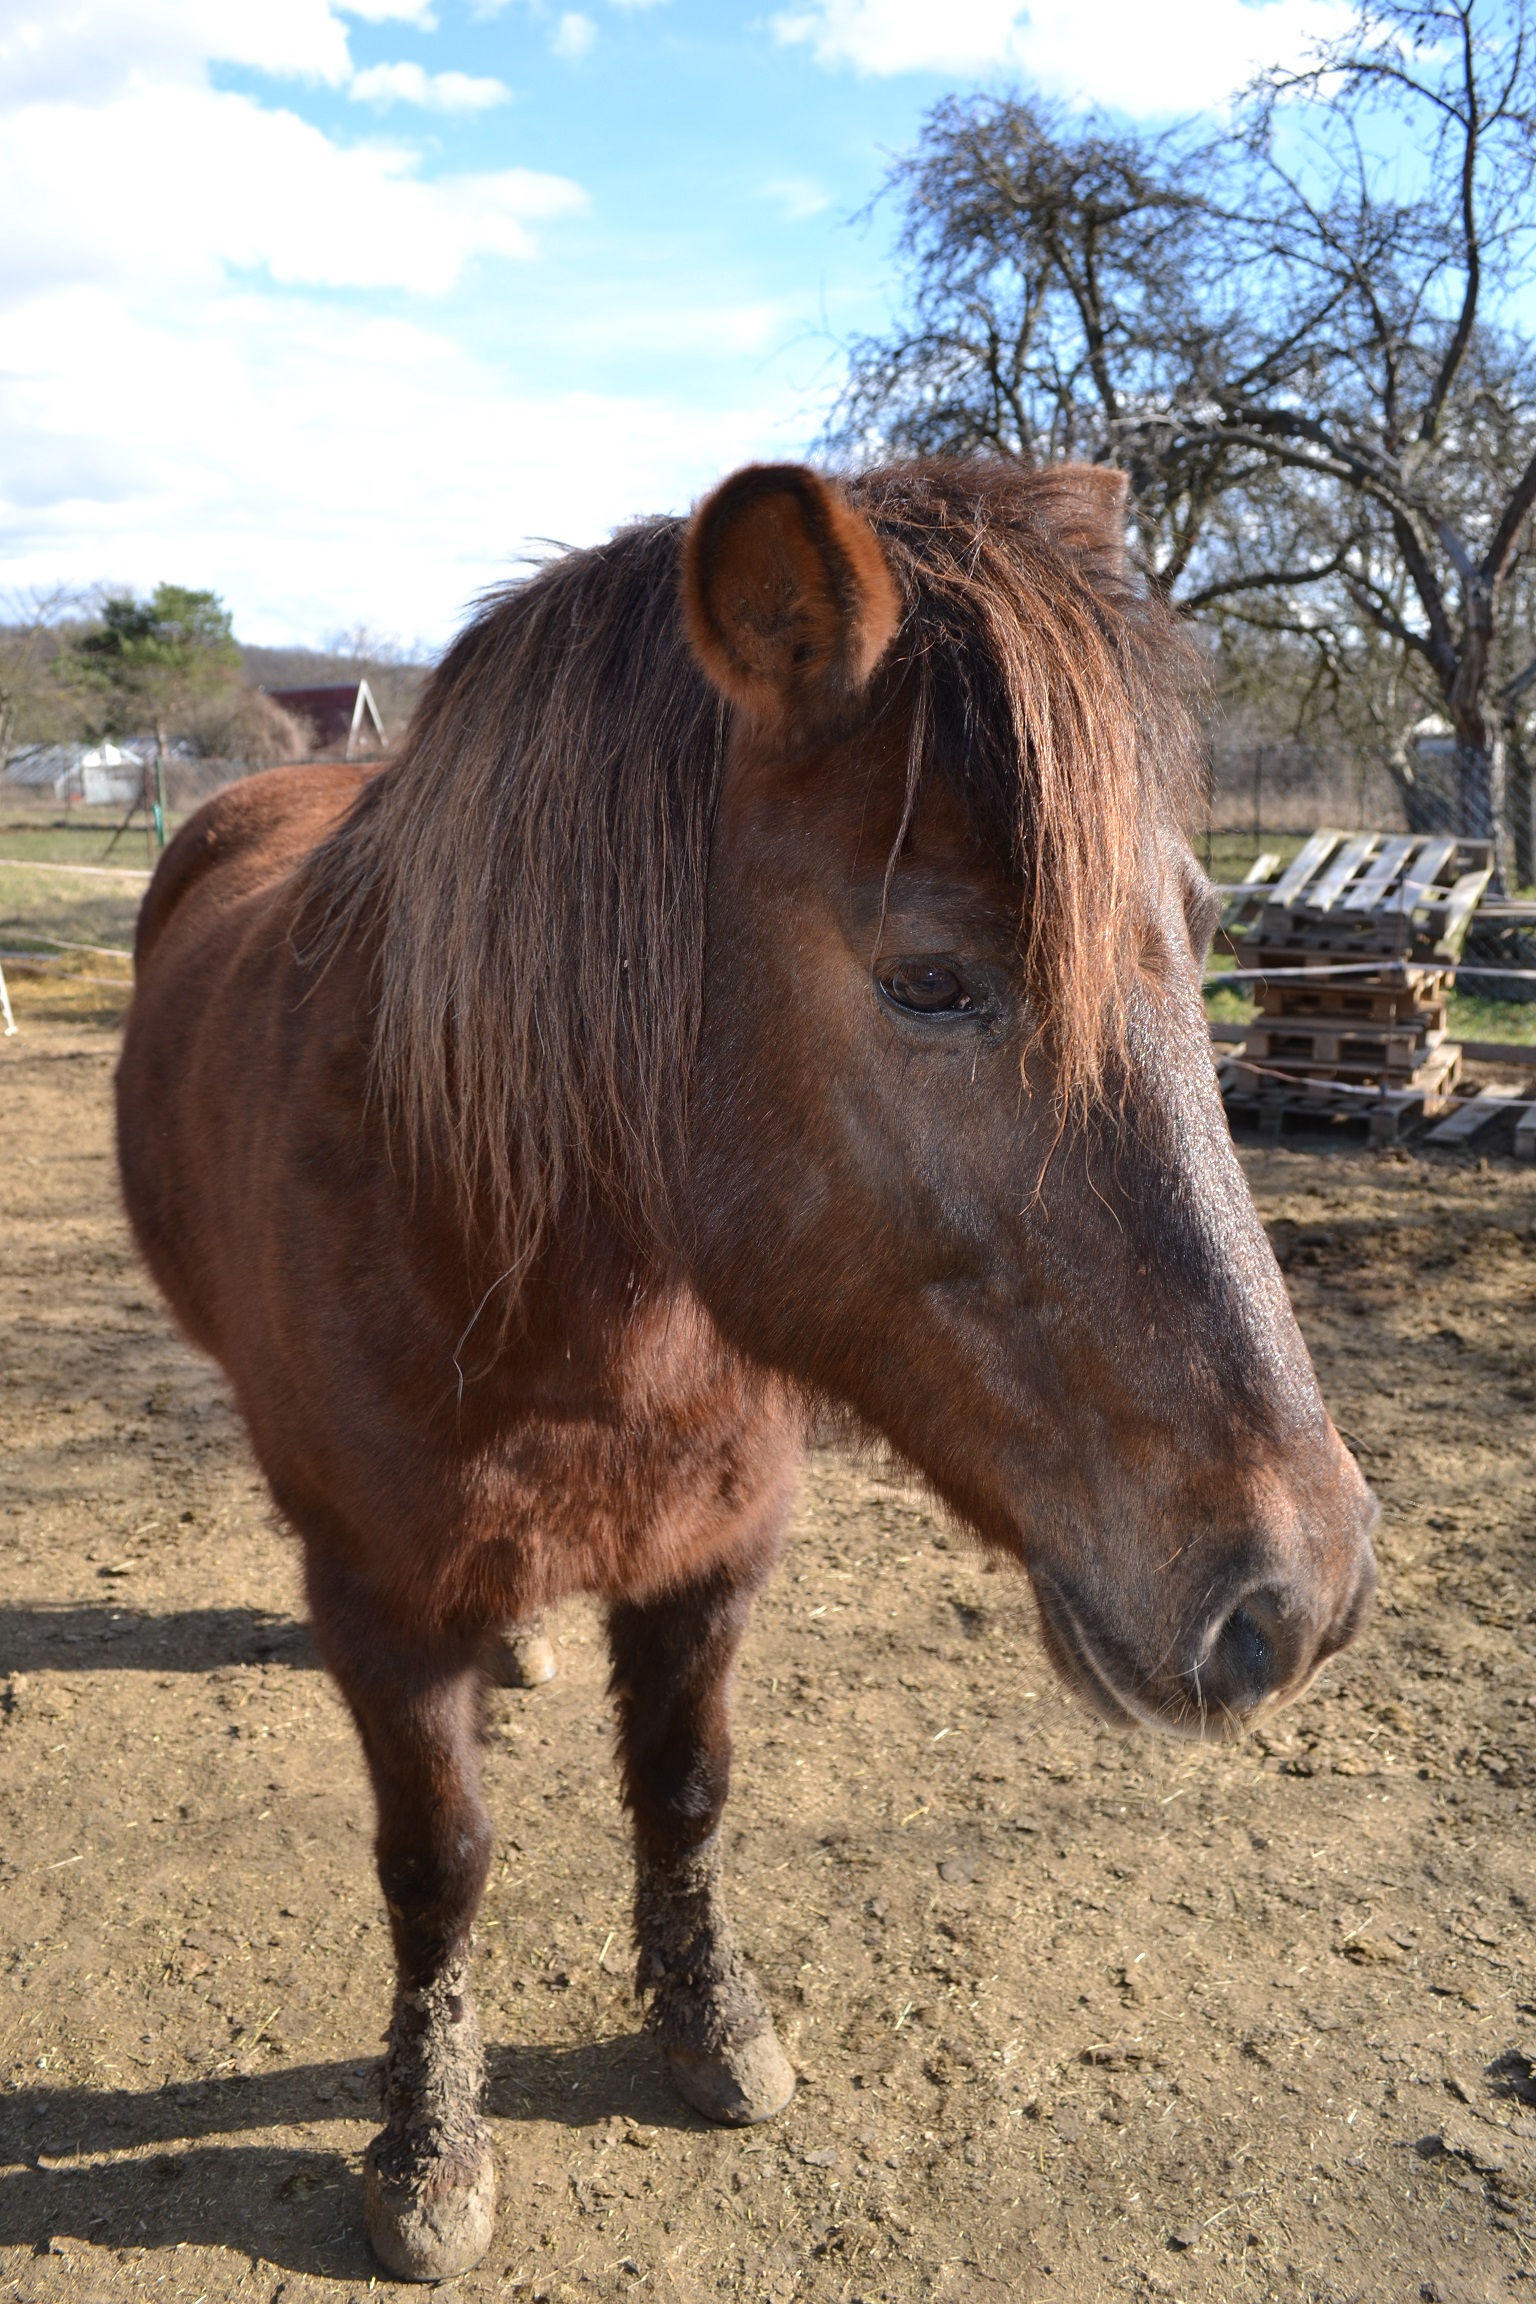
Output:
[0,589,88,760]
[829,99,1253,593]
[830,0,1536,873]
[1164,0,1536,867]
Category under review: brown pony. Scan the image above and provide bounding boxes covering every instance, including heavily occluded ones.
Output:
[116,461,1376,2281]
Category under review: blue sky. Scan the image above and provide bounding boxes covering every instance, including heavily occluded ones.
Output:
[0,0,1346,647]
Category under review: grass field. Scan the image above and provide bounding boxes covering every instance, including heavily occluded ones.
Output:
[0,807,151,1026]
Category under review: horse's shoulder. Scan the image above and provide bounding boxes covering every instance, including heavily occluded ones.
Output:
[134,763,374,969]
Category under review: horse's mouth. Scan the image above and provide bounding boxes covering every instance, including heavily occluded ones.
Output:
[1031,1586,1155,1731]
[1031,1581,1253,1742]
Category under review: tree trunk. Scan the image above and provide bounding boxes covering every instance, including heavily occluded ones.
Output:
[1508,735,1535,890]
[1455,737,1510,891]
[1456,738,1496,835]
[1448,576,1510,887]
[1384,758,1454,835]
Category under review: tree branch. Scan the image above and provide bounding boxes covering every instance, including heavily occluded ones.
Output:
[1482,442,1536,583]
[1179,547,1354,612]
[1419,5,1483,441]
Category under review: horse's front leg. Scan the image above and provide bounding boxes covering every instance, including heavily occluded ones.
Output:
[311,1572,496,2282]
[608,1564,795,2126]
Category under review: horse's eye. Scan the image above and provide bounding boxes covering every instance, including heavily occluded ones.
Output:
[878,961,976,1016]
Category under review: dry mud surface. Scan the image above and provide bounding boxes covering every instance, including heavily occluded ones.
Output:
[1,1011,1534,2304]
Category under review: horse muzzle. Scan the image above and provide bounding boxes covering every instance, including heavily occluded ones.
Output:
[1032,1528,1378,1740]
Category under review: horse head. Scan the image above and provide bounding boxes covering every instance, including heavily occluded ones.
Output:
[681,459,1377,1739]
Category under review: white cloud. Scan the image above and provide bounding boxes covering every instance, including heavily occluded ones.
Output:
[762,175,833,220]
[0,285,796,643]
[774,0,1025,74]
[0,0,800,643]
[0,1,354,104]
[342,0,439,20]
[551,11,597,60]
[0,84,584,297]
[350,60,512,109]
[771,0,1348,112]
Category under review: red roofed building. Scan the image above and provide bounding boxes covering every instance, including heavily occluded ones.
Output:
[265,680,386,759]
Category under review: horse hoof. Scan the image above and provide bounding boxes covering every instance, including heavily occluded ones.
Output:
[491,1628,557,1688]
[363,2133,497,2282]
[666,2027,796,2126]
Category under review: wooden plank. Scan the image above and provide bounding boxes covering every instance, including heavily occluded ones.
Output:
[1515,1107,1536,1163]
[1341,834,1418,911]
[1389,834,1458,912]
[1216,855,1285,937]
[1368,1092,1427,1146]
[1251,915,1421,955]
[1423,1083,1525,1144]
[1307,833,1380,912]
[1432,866,1495,956]
[1268,829,1346,906]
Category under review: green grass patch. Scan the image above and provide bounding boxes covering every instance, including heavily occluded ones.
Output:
[1198,831,1311,885]
[0,800,194,867]
[0,859,143,956]
[1446,993,1536,1045]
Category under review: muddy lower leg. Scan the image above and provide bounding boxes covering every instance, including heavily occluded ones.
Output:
[311,1574,497,2281]
[608,1567,795,2125]
[368,1950,492,2279]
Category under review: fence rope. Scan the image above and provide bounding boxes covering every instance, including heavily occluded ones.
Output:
[1207,961,1536,984]
[0,856,151,880]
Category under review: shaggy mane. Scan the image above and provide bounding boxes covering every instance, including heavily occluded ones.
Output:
[299,462,1199,1283]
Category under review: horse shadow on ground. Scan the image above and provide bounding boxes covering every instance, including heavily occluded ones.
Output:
[0,2034,697,2277]
[0,1606,317,1675]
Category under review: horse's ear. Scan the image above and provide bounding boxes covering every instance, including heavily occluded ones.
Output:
[682,464,901,723]
[1030,463,1131,578]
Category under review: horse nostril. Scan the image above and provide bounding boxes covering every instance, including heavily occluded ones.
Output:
[1210,1589,1287,1705]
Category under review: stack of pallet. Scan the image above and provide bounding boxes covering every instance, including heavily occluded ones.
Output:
[1218,831,1494,1138]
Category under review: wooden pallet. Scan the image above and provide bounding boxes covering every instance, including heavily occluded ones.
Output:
[1217,1058,1457,1140]
[1226,1038,1460,1090]
[1244,1022,1449,1071]
[1218,831,1494,961]
[1254,983,1448,1029]
[1218,1055,1458,1106]
[1424,1083,1527,1144]
[1211,829,1495,1131]
[1216,1000,1536,1144]
[1258,990,1447,1030]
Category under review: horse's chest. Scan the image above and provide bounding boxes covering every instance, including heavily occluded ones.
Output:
[465,1393,798,1607]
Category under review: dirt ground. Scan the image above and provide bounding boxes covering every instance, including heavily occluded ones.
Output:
[2,993,1534,2304]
